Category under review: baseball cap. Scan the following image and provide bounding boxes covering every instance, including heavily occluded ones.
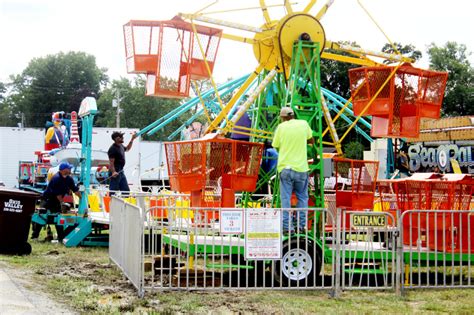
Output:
[280,107,294,117]
[59,162,73,171]
[111,131,124,140]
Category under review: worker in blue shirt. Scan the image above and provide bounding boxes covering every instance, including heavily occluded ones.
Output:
[31,162,81,241]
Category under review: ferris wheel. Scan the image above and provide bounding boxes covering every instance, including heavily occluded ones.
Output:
[123,0,448,208]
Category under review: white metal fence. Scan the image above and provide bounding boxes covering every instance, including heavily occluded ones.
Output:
[108,193,474,297]
[400,210,474,290]
[338,210,398,291]
[109,197,144,295]
[141,206,336,291]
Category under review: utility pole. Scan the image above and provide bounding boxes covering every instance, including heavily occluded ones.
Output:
[112,89,121,128]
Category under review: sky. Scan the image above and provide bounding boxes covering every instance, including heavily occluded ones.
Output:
[1,0,473,84]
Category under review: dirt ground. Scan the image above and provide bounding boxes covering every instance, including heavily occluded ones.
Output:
[0,261,75,314]
[0,243,283,313]
[2,240,474,314]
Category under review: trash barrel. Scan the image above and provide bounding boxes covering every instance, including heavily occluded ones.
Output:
[0,188,40,255]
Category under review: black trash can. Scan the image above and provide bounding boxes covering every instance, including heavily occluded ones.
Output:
[0,188,40,255]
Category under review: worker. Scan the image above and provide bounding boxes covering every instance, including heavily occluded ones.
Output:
[272,107,314,233]
[261,143,278,174]
[31,162,81,241]
[108,131,137,194]
[230,106,252,141]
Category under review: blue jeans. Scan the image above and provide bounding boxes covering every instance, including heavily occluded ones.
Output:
[279,168,309,232]
[109,171,130,195]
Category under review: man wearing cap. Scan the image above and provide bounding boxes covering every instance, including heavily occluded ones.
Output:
[108,131,137,194]
[272,107,314,233]
[32,162,82,241]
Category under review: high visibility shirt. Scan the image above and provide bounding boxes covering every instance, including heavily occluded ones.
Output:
[272,119,312,173]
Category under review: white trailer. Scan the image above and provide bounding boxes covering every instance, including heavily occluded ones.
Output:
[0,127,168,190]
[139,141,169,186]
[0,127,45,188]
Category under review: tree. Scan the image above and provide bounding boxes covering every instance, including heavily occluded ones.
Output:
[381,42,422,64]
[0,82,5,100]
[320,41,361,99]
[7,52,108,127]
[0,82,15,126]
[96,76,189,141]
[344,141,365,160]
[427,42,474,116]
[320,41,422,100]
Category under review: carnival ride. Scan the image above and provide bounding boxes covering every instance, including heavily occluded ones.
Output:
[120,1,474,285]
[19,111,110,194]
[30,98,112,247]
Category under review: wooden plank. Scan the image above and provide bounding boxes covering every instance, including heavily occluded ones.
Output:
[407,118,474,142]
[420,117,473,129]
[412,130,473,142]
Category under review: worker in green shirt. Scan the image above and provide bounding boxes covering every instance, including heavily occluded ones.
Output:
[272,107,314,233]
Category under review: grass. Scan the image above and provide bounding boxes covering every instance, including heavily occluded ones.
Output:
[1,234,474,314]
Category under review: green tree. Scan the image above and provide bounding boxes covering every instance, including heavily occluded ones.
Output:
[7,51,108,127]
[320,41,423,99]
[320,41,361,99]
[0,82,15,126]
[344,141,365,160]
[320,41,377,147]
[96,76,189,141]
[427,42,474,116]
[381,42,422,64]
[0,81,5,100]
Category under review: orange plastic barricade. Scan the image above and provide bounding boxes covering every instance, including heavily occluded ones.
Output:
[123,17,222,98]
[149,197,169,219]
[402,211,454,250]
[103,196,111,213]
[393,174,474,252]
[349,63,448,138]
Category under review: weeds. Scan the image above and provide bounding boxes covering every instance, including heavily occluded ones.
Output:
[1,237,474,314]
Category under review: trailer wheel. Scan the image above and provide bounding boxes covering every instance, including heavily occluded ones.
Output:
[274,239,321,286]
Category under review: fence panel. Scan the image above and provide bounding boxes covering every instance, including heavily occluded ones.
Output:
[141,206,335,291]
[109,197,125,271]
[400,210,474,290]
[339,209,398,291]
[109,196,144,294]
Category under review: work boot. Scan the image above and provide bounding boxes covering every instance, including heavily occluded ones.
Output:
[31,222,42,240]
[44,225,54,242]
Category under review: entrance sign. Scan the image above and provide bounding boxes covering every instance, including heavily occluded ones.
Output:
[245,208,282,260]
[351,213,387,228]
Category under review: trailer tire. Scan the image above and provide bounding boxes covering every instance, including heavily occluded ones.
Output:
[274,238,321,286]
